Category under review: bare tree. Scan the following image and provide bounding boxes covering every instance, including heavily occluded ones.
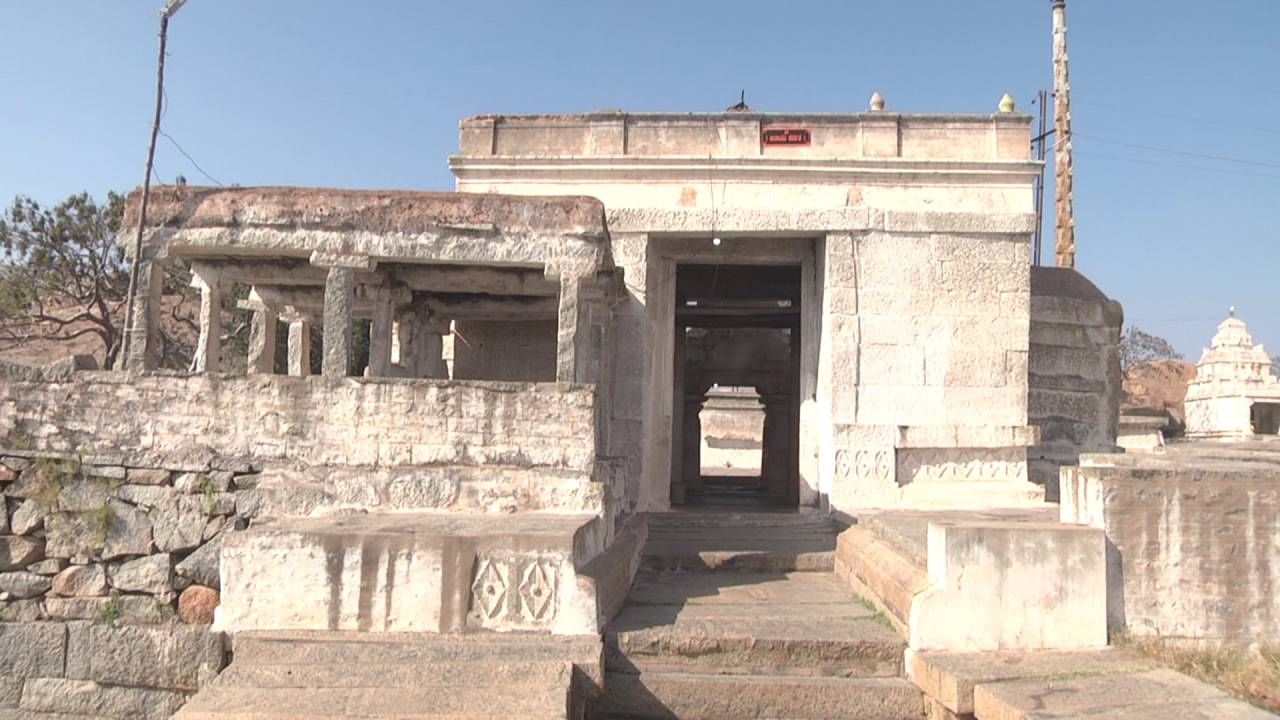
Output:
[1119,326,1184,372]
[0,193,129,366]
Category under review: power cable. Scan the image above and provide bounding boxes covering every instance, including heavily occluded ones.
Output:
[159,131,223,186]
[1075,98,1280,136]
[1073,149,1280,181]
[1071,131,1280,171]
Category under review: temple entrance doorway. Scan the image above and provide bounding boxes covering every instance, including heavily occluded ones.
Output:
[670,264,801,508]
[1252,402,1280,435]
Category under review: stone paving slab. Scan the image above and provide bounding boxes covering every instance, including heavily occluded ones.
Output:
[906,648,1158,714]
[971,668,1276,720]
[623,571,854,606]
[603,672,923,720]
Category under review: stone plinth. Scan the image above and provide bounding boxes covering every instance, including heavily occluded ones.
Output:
[216,512,607,636]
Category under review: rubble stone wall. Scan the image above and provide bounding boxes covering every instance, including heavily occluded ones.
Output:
[0,622,224,719]
[1028,267,1123,500]
[1062,462,1279,643]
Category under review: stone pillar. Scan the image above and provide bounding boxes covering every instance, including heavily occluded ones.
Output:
[367,287,395,377]
[287,318,312,377]
[669,334,686,505]
[556,275,583,383]
[761,394,793,497]
[247,306,279,374]
[682,396,705,495]
[122,260,164,371]
[191,266,222,373]
[321,266,354,378]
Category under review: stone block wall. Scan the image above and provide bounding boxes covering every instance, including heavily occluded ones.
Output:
[0,371,598,492]
[1028,267,1123,500]
[0,622,224,719]
[1062,460,1280,643]
[821,229,1040,510]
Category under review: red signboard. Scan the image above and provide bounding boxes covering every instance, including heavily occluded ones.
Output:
[761,127,811,147]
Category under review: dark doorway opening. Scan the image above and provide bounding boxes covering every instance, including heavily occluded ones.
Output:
[1252,402,1280,435]
[671,264,801,508]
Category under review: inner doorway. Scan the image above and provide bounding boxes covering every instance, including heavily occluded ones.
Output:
[671,264,801,508]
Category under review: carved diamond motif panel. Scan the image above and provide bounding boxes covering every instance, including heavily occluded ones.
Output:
[468,552,562,630]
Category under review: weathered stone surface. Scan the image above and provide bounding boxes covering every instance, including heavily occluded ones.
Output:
[45,596,171,624]
[56,480,111,512]
[175,535,221,589]
[107,554,172,595]
[126,468,170,485]
[66,622,224,692]
[0,572,50,599]
[0,675,20,708]
[0,537,43,571]
[43,512,98,559]
[51,565,107,597]
[8,501,42,536]
[0,624,65,678]
[110,484,172,509]
[0,599,45,622]
[178,586,219,625]
[19,677,186,720]
[102,501,152,560]
[25,559,66,576]
[153,495,207,553]
[175,472,231,494]
[84,465,126,480]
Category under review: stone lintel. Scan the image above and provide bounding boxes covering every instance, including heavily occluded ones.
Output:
[310,251,377,271]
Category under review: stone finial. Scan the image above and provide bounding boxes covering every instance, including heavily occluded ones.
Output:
[869,91,885,112]
[998,93,1016,113]
[1229,305,1236,317]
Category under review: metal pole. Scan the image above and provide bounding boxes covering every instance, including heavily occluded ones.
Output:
[1033,88,1049,266]
[119,11,172,369]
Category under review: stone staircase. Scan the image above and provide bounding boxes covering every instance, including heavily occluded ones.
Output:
[175,630,603,720]
[602,511,924,719]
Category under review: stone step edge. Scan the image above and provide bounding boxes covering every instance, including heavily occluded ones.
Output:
[640,550,835,573]
[833,526,928,639]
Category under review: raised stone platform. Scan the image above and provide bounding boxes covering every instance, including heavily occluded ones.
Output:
[174,630,603,720]
[906,649,1274,719]
[837,509,1107,652]
[216,512,606,636]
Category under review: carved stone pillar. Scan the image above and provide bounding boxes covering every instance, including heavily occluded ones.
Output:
[190,265,223,374]
[122,259,165,371]
[321,266,354,378]
[286,317,312,377]
[367,286,395,377]
[247,304,279,375]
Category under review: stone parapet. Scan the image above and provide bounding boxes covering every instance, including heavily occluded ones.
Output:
[1061,448,1280,643]
[0,372,599,478]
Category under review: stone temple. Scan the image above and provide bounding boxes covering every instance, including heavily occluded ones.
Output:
[1185,311,1280,439]
[0,100,1276,717]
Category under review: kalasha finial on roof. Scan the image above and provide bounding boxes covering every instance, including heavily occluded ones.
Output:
[1230,306,1236,317]
[869,91,885,111]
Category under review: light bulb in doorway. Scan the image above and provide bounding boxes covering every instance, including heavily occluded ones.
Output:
[712,236,722,247]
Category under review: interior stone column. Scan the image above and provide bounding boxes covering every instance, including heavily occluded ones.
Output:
[321,266,354,378]
[555,274,584,383]
[682,395,705,495]
[760,394,792,497]
[367,286,394,377]
[123,259,165,371]
[247,305,279,374]
[286,317,312,377]
[191,266,223,373]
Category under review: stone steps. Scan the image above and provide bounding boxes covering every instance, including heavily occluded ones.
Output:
[640,511,838,573]
[604,513,922,719]
[174,631,603,720]
[603,672,924,720]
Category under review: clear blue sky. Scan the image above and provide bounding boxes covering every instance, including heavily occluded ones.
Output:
[3,1,1278,357]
